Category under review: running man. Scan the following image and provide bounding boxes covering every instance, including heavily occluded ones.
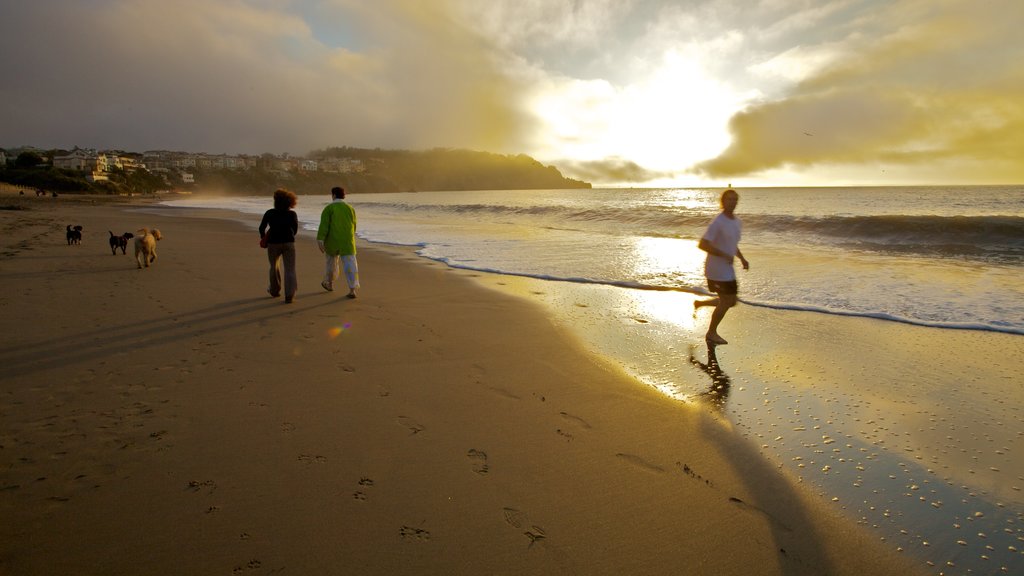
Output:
[694,189,749,345]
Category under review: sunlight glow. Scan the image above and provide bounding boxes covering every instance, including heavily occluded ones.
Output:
[625,236,707,329]
[530,49,745,175]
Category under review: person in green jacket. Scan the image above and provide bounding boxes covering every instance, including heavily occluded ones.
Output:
[316,186,359,298]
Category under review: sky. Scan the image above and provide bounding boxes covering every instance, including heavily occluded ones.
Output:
[2,0,1022,187]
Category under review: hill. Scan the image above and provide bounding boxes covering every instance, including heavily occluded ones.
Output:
[1,147,591,196]
[202,147,591,195]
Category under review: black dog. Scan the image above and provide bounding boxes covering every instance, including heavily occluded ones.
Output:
[66,225,83,245]
[109,231,134,255]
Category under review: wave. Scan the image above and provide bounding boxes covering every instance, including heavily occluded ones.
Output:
[746,214,1024,259]
[358,201,1024,260]
[405,246,1024,336]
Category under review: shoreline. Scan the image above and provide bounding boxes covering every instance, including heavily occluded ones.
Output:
[0,196,981,575]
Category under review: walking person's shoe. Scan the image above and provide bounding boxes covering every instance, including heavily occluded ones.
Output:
[321,281,333,292]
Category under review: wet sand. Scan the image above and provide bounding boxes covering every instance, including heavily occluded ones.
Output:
[0,194,943,575]
[475,258,1024,575]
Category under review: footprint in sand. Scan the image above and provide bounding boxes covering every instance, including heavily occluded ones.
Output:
[280,422,296,433]
[728,497,792,532]
[502,507,547,547]
[354,477,374,500]
[467,449,489,474]
[399,525,431,542]
[298,454,327,464]
[231,559,262,574]
[678,462,714,487]
[615,453,666,474]
[186,480,217,494]
[503,507,526,528]
[488,386,520,400]
[397,416,424,435]
[559,412,592,429]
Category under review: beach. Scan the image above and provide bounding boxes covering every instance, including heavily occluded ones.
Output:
[0,194,1002,575]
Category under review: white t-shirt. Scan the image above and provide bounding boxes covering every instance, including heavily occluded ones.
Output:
[702,213,742,281]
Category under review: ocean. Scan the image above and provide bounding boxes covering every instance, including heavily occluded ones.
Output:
[167,185,1024,334]
[163,185,1024,575]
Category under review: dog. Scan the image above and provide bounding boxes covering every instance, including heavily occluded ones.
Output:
[108,231,134,255]
[134,228,163,269]
[66,225,83,245]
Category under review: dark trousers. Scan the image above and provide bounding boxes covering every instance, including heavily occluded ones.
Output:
[267,242,297,299]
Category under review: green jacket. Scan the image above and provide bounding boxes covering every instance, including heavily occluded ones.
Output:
[316,200,357,255]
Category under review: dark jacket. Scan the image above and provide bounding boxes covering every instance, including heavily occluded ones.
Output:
[259,208,298,244]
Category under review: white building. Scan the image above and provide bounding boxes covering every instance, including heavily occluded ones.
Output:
[53,149,97,172]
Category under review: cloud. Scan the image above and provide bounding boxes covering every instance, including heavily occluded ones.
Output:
[555,157,674,185]
[0,0,538,155]
[694,0,1024,183]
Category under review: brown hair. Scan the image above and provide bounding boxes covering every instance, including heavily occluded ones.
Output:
[273,188,297,210]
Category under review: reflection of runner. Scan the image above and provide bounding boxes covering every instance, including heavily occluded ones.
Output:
[694,189,749,345]
[689,344,731,411]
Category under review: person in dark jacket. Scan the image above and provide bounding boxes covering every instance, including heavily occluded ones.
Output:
[259,188,300,303]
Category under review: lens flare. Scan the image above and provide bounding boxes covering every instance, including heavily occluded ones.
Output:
[328,322,352,339]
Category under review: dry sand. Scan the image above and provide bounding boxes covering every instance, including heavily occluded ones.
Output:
[0,195,934,575]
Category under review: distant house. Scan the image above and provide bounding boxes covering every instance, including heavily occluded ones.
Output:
[53,148,97,172]
[339,158,365,173]
[53,149,116,182]
[317,157,364,173]
[223,156,247,170]
[119,155,142,172]
[174,156,197,170]
[143,152,170,170]
[0,149,7,167]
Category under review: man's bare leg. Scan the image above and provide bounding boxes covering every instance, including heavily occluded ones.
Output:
[705,294,736,344]
[694,297,718,312]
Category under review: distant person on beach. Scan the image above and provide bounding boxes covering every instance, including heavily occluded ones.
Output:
[317,186,359,299]
[259,188,299,303]
[694,188,749,345]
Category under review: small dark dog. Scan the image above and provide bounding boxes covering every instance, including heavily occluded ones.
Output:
[108,230,134,255]
[66,225,83,245]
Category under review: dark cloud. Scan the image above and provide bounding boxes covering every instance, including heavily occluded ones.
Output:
[556,157,672,185]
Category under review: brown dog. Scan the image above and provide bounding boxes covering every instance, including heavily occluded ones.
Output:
[134,228,163,268]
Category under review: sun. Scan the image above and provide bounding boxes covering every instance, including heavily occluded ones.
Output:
[529,49,746,183]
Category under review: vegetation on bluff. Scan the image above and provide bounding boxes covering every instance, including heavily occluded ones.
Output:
[0,147,591,195]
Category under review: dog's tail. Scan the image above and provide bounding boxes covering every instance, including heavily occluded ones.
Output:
[136,227,149,236]
[109,230,116,238]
